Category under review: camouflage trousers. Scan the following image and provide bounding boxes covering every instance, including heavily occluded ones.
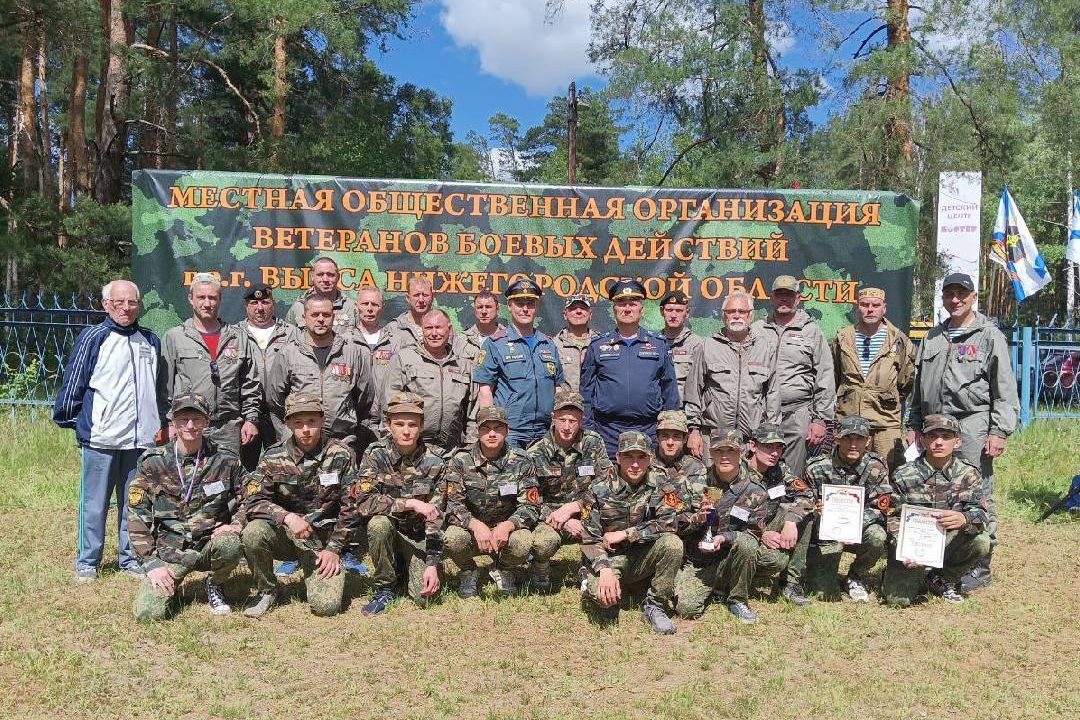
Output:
[674,532,759,618]
[367,515,434,603]
[957,412,999,546]
[132,533,242,622]
[581,533,683,612]
[766,513,814,587]
[882,529,991,607]
[530,523,580,563]
[444,525,532,571]
[802,524,888,596]
[241,520,344,617]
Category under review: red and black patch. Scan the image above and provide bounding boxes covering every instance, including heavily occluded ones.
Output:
[663,491,684,511]
[792,478,809,491]
[876,495,893,513]
[526,487,540,504]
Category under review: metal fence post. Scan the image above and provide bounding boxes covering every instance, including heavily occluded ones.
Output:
[1020,325,1033,427]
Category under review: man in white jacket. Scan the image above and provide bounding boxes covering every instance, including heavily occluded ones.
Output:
[53,280,168,582]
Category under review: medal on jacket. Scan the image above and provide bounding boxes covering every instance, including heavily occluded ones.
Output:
[174,444,203,503]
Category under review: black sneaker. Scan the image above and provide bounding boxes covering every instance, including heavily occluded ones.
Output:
[205,578,232,616]
[928,575,965,604]
[361,589,396,616]
[596,603,620,627]
[960,565,992,593]
[781,582,811,607]
[641,601,676,634]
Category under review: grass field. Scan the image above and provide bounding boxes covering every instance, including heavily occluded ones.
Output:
[1,410,1077,719]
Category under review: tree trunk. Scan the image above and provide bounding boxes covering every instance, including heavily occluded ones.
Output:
[68,46,90,197]
[884,0,913,185]
[272,23,287,139]
[16,13,38,192]
[94,0,130,204]
[748,0,784,184]
[163,4,178,167]
[35,18,54,198]
[139,3,163,169]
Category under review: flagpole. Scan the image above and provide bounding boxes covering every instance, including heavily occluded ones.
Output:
[1067,152,1075,324]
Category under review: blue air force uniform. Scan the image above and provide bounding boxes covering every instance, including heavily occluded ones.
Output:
[473,279,564,448]
[580,279,680,457]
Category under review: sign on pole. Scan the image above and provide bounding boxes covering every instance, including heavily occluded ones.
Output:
[934,172,982,322]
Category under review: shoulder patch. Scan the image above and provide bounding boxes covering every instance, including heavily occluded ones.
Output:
[127,485,145,506]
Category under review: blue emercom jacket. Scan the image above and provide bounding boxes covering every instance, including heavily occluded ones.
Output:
[53,318,168,449]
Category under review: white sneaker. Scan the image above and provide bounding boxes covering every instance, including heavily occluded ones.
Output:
[458,570,479,599]
[846,577,870,603]
[489,568,518,596]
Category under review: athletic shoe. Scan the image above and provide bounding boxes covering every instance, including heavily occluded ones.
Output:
[361,589,396,616]
[781,582,811,607]
[457,570,479,599]
[242,592,276,618]
[205,578,232,616]
[274,560,299,576]
[641,600,676,634]
[75,567,98,583]
[727,601,759,625]
[846,577,870,603]
[489,568,518,596]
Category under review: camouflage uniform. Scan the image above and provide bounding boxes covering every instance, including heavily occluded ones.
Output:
[675,449,769,618]
[753,308,836,477]
[443,442,541,571]
[162,320,261,454]
[128,438,245,621]
[385,343,476,454]
[349,434,447,602]
[580,454,686,614]
[747,436,816,588]
[802,443,894,593]
[527,421,613,564]
[882,453,991,607]
[663,325,705,403]
[832,320,915,469]
[241,434,356,616]
[285,290,356,332]
[265,334,375,446]
[553,327,599,394]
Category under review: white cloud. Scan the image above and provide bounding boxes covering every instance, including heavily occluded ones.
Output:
[767,20,795,56]
[440,0,598,96]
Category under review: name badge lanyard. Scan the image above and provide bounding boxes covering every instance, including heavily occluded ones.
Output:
[174,444,203,503]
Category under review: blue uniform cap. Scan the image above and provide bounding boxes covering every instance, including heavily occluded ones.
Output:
[607,278,645,301]
[504,278,543,300]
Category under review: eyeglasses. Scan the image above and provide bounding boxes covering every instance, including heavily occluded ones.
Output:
[210,361,220,386]
[107,299,140,308]
[723,309,751,315]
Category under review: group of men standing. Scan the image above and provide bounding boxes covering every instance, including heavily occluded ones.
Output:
[53,259,1018,632]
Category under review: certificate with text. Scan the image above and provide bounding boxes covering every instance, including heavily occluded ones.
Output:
[895,504,946,569]
[818,484,865,544]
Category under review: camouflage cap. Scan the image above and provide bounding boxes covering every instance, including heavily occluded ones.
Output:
[922,413,961,435]
[857,286,885,301]
[656,410,689,434]
[771,275,800,293]
[171,392,211,417]
[836,416,872,438]
[564,294,593,309]
[659,289,690,306]
[476,405,510,426]
[285,392,323,418]
[385,391,425,417]
[552,388,584,412]
[709,428,744,450]
[607,277,645,301]
[752,423,785,445]
[504,277,543,300]
[617,431,653,455]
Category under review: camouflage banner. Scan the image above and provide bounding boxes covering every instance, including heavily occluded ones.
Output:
[132,170,918,338]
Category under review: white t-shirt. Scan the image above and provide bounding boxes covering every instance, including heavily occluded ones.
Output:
[246,322,276,350]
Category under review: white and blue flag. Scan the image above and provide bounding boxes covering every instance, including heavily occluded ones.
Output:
[1067,190,1080,265]
[989,187,1051,301]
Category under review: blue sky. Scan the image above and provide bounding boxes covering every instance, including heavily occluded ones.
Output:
[369,1,986,144]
